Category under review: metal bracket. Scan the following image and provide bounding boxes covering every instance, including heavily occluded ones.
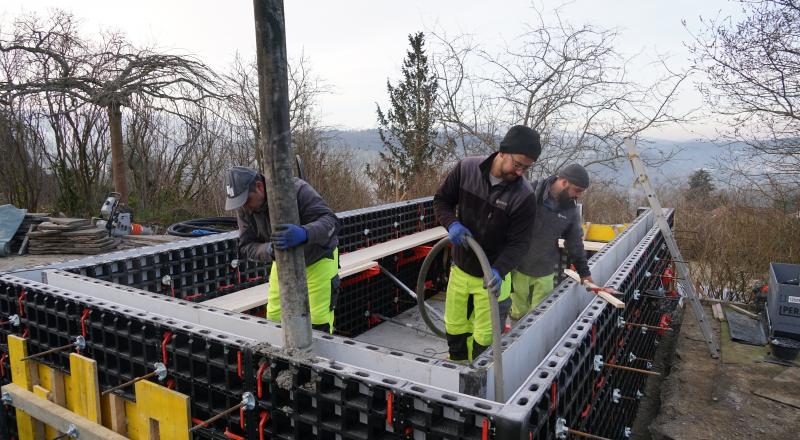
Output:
[555,417,568,439]
[153,362,168,381]
[241,392,256,411]
[593,355,603,372]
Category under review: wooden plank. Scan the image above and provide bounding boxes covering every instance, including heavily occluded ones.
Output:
[339,227,447,270]
[201,259,380,311]
[33,385,58,439]
[106,394,128,435]
[564,269,625,309]
[339,260,379,278]
[1,384,127,440]
[557,238,606,252]
[202,228,446,312]
[728,304,759,320]
[712,303,725,321]
[202,284,267,312]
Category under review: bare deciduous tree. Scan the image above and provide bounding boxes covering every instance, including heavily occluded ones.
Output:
[0,9,223,205]
[432,5,690,178]
[223,52,373,211]
[0,101,48,210]
[687,0,800,209]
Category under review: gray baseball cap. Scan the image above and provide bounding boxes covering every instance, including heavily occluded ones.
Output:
[224,166,258,210]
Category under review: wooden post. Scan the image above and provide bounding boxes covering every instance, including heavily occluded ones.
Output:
[252,0,313,351]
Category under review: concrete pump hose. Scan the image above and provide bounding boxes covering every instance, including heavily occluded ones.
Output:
[416,235,505,402]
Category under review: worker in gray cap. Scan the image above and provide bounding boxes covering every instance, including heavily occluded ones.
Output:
[510,164,592,321]
[224,166,341,333]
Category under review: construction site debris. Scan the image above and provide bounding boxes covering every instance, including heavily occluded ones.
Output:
[28,218,118,255]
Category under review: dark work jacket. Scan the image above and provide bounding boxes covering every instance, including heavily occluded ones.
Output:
[236,177,340,265]
[433,153,537,278]
[517,176,590,277]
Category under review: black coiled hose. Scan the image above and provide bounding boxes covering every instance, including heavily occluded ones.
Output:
[166,217,238,237]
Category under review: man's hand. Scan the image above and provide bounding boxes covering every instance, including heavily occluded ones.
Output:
[262,242,275,262]
[484,268,503,298]
[447,221,472,248]
[580,275,594,285]
[272,224,308,250]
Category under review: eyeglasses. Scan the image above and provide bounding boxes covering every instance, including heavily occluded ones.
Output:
[511,157,533,172]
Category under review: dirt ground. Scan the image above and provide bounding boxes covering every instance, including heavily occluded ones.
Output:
[636,302,800,440]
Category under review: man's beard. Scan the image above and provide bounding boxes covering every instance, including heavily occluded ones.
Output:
[557,188,575,208]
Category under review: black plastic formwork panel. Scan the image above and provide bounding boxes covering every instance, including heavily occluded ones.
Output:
[521,211,679,440]
[0,276,508,440]
[52,198,442,337]
[0,279,259,439]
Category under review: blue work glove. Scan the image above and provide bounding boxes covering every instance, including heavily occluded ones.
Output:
[272,224,308,250]
[484,268,502,298]
[447,221,472,248]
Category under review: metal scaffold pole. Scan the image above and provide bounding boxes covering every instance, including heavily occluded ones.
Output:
[252,0,313,351]
[624,138,720,358]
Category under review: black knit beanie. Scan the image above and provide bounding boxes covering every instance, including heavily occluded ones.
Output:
[558,164,591,189]
[499,125,542,161]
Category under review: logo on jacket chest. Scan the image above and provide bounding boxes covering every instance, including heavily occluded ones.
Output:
[557,213,568,220]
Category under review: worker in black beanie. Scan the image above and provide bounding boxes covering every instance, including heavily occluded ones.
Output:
[433,125,541,361]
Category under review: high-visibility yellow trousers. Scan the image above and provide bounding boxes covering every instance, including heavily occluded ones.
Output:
[510,271,555,320]
[444,265,511,360]
[266,248,339,332]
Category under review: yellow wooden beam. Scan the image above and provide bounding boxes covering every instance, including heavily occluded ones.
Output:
[1,383,127,440]
[8,335,46,440]
[125,380,190,440]
[65,353,102,424]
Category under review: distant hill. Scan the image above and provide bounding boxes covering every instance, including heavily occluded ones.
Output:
[326,128,741,186]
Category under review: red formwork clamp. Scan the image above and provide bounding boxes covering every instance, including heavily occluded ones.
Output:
[17,290,26,317]
[256,361,270,398]
[386,391,394,425]
[80,308,91,337]
[258,411,270,440]
[161,331,173,364]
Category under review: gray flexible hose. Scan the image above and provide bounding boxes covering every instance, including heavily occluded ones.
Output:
[415,235,504,402]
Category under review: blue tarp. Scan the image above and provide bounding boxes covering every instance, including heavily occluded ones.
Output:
[0,204,26,257]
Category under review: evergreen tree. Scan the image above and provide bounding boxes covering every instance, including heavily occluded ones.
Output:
[368,32,438,201]
[687,169,715,201]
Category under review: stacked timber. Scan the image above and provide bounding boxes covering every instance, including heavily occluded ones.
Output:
[27,218,118,255]
[10,213,49,254]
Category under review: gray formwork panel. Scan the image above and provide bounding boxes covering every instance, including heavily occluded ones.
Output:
[475,209,660,401]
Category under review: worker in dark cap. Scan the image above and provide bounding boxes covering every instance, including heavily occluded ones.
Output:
[510,163,592,321]
[434,125,541,362]
[224,166,341,332]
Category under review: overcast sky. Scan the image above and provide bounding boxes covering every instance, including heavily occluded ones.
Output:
[1,0,743,140]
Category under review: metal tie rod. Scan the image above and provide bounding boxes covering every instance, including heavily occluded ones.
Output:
[378,264,444,322]
[102,362,167,396]
[594,355,660,376]
[556,417,613,440]
[21,336,86,362]
[190,392,255,432]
